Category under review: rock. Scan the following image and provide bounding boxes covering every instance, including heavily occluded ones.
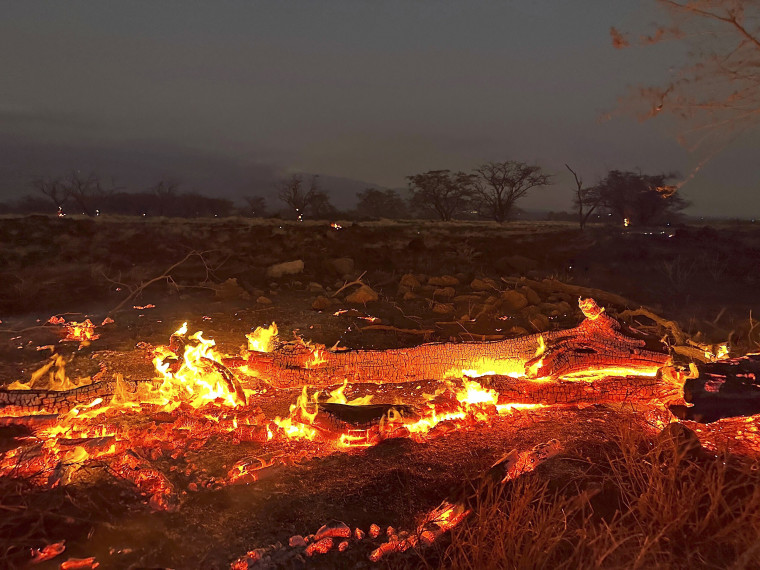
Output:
[432,303,454,314]
[500,290,529,312]
[307,282,324,293]
[315,521,351,540]
[429,275,459,286]
[289,535,307,548]
[433,287,456,299]
[214,278,250,301]
[471,277,498,292]
[266,260,304,279]
[256,296,273,305]
[329,257,355,276]
[402,291,417,301]
[312,296,331,311]
[521,286,541,305]
[305,537,334,556]
[400,273,421,289]
[510,326,529,335]
[345,285,378,304]
[453,294,483,304]
[656,423,703,458]
[527,312,550,332]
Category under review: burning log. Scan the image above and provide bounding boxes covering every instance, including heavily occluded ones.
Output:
[242,299,669,388]
[670,353,760,423]
[480,371,684,408]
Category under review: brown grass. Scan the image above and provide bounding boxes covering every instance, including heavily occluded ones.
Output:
[438,422,760,570]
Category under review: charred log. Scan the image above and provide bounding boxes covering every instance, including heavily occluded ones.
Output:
[670,354,760,423]
[481,372,684,408]
[243,299,669,389]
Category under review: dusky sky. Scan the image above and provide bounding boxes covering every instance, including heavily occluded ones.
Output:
[1,1,757,216]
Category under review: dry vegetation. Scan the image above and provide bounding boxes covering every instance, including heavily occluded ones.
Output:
[440,420,760,570]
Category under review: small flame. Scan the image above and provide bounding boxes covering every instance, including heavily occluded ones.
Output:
[247,323,278,353]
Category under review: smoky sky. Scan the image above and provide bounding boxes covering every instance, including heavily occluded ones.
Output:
[1,1,757,216]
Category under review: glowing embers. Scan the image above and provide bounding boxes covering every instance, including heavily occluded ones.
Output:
[48,316,100,344]
[152,322,245,409]
[269,378,543,448]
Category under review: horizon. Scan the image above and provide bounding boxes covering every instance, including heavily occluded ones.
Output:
[1,1,758,217]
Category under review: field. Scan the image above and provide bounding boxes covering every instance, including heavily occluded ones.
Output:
[1,216,760,569]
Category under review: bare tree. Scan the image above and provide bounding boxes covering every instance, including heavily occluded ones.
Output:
[472,161,551,223]
[407,170,474,221]
[243,195,267,218]
[64,171,113,216]
[149,179,179,217]
[32,176,70,215]
[612,0,760,149]
[565,164,601,230]
[277,174,319,220]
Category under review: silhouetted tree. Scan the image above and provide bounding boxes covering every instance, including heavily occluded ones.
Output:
[566,164,602,230]
[309,191,337,219]
[149,179,179,217]
[612,0,760,149]
[63,171,113,216]
[407,170,474,221]
[594,170,688,226]
[355,188,407,219]
[243,196,268,218]
[32,177,70,215]
[277,174,319,220]
[472,161,551,222]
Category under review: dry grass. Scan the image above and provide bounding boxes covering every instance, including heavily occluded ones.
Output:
[439,422,760,570]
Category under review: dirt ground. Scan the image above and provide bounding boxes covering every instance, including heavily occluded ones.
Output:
[1,216,760,569]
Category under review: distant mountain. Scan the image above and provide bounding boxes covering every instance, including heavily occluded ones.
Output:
[0,136,385,211]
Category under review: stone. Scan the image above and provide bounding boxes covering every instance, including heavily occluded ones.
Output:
[453,294,483,304]
[266,260,304,279]
[656,423,703,458]
[470,277,498,292]
[256,296,273,305]
[402,291,417,301]
[345,285,378,304]
[315,521,351,540]
[400,273,421,289]
[528,312,550,332]
[428,275,459,286]
[521,286,541,305]
[289,535,307,547]
[307,282,324,293]
[329,257,355,276]
[312,296,331,311]
[214,278,250,301]
[433,286,456,299]
[500,290,529,312]
[432,303,454,314]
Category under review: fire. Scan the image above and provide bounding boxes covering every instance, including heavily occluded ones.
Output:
[246,323,278,352]
[63,319,99,343]
[151,324,242,409]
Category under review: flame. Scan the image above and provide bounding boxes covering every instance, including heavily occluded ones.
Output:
[247,323,278,352]
[150,323,242,409]
[63,319,99,343]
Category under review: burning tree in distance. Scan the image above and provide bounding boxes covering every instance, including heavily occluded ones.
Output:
[612,0,760,150]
